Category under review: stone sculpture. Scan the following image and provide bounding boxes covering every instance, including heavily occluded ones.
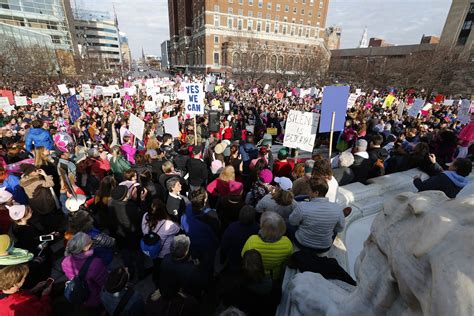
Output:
[288,191,474,315]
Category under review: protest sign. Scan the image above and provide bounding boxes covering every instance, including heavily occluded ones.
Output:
[383,94,396,108]
[102,86,116,97]
[113,98,121,105]
[264,84,270,90]
[205,83,215,92]
[69,88,76,95]
[422,103,433,111]
[163,116,180,137]
[129,113,145,140]
[14,96,28,106]
[94,86,103,96]
[0,97,10,109]
[443,99,454,106]
[347,93,358,108]
[457,99,472,124]
[31,98,40,104]
[58,84,68,95]
[319,86,350,133]
[408,99,424,118]
[0,90,14,104]
[67,95,81,122]
[355,88,362,95]
[283,110,320,152]
[224,102,230,113]
[144,101,157,112]
[397,102,405,117]
[183,83,204,115]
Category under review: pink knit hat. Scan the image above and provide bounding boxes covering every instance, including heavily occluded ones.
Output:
[259,169,273,184]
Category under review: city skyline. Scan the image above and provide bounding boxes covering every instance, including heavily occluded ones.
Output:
[81,0,452,58]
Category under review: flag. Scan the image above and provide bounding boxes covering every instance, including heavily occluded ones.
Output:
[67,95,81,123]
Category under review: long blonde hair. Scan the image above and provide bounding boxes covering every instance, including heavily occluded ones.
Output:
[219,166,235,182]
[34,146,52,167]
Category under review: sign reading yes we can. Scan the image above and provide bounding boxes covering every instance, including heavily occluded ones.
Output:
[283,110,320,152]
[183,83,204,115]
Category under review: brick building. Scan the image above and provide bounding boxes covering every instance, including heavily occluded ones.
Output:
[168,0,331,77]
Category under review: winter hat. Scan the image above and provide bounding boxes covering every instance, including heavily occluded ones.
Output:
[274,177,292,191]
[259,146,268,155]
[214,143,227,155]
[0,187,13,204]
[261,134,272,146]
[211,160,224,174]
[65,195,87,212]
[20,163,37,176]
[259,169,273,184]
[356,139,368,151]
[278,148,289,160]
[7,205,26,221]
[111,185,129,201]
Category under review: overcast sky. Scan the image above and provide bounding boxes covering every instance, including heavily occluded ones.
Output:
[80,0,452,58]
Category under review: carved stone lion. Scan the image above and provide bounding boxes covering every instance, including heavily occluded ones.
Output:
[288,191,474,315]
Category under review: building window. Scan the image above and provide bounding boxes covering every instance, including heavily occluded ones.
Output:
[265,22,270,32]
[320,1,323,8]
[227,17,233,28]
[274,22,279,33]
[229,0,232,2]
[238,19,243,30]
[285,5,289,12]
[258,0,263,8]
[228,8,233,14]
[284,16,288,22]
[302,0,306,4]
[214,52,220,65]
[248,10,253,17]
[275,15,280,21]
[214,5,219,12]
[257,21,262,31]
[239,0,243,4]
[301,8,305,15]
[293,7,297,14]
[291,26,295,35]
[283,25,287,34]
[214,35,219,44]
[318,11,321,17]
[276,4,281,11]
[214,15,220,27]
[306,28,310,37]
[266,13,271,19]
[310,0,314,6]
[238,9,243,15]
[308,10,312,16]
[248,19,253,30]
[298,27,303,36]
[257,12,262,18]
[267,2,272,9]
[249,0,253,6]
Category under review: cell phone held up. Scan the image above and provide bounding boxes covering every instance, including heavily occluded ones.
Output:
[39,234,54,242]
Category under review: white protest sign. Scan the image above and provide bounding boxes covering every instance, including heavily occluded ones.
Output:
[457,99,472,124]
[69,88,76,95]
[144,101,157,112]
[14,96,28,106]
[163,116,180,137]
[283,110,320,152]
[113,98,121,105]
[183,83,205,115]
[0,97,10,108]
[422,102,433,111]
[57,84,68,94]
[347,93,358,108]
[163,96,170,104]
[355,88,362,95]
[229,84,235,91]
[129,113,145,140]
[32,98,40,104]
[408,99,424,117]
[145,79,154,89]
[443,99,454,106]
[102,86,116,97]
[397,102,405,117]
[126,86,137,96]
[94,86,103,96]
[264,84,269,90]
[224,102,230,113]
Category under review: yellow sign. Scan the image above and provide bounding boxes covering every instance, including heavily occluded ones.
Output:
[383,95,396,108]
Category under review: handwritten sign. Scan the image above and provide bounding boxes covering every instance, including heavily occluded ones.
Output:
[14,96,27,106]
[397,102,405,117]
[0,97,10,109]
[163,116,180,137]
[129,113,145,140]
[408,99,425,118]
[67,95,81,122]
[347,93,358,108]
[383,94,396,108]
[183,83,204,115]
[57,84,68,95]
[457,99,472,124]
[283,110,320,152]
[320,86,350,133]
[144,101,157,112]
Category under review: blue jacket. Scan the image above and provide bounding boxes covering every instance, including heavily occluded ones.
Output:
[25,128,54,152]
[1,175,28,204]
[181,204,219,256]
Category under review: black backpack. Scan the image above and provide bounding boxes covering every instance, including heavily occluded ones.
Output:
[64,256,95,304]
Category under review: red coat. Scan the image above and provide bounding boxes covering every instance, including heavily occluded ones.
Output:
[0,291,52,316]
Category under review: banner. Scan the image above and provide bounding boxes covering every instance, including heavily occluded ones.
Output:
[319,86,350,133]
[383,94,396,108]
[443,99,454,106]
[408,99,424,118]
[0,90,14,104]
[57,84,68,95]
[183,83,204,115]
[69,88,76,96]
[163,116,180,137]
[129,113,145,140]
[66,95,81,122]
[14,96,28,106]
[283,110,320,152]
[457,99,472,124]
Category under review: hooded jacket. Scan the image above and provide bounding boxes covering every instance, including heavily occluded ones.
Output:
[413,171,469,198]
[25,128,54,152]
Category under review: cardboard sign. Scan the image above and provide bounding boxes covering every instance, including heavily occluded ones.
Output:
[67,95,81,122]
[457,99,472,124]
[347,93,358,108]
[0,97,10,108]
[397,102,405,117]
[266,128,277,136]
[0,90,14,104]
[69,88,76,95]
[443,99,454,106]
[58,84,68,95]
[319,86,350,133]
[283,110,320,152]
[14,96,28,106]
[129,113,145,140]
[144,101,157,112]
[383,94,396,108]
[408,99,425,118]
[183,83,204,115]
[102,86,117,97]
[163,116,180,137]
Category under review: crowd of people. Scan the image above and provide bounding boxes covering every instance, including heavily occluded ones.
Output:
[0,74,473,316]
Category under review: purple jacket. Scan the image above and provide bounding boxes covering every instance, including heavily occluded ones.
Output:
[61,249,108,307]
[121,144,136,165]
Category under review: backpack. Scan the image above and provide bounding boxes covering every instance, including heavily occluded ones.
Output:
[140,221,166,259]
[64,256,95,304]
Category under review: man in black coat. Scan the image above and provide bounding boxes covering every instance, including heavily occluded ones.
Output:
[350,139,371,184]
[186,145,208,190]
[333,151,355,186]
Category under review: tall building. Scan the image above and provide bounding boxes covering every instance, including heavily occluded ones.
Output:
[120,32,132,71]
[161,40,171,69]
[73,8,122,70]
[169,0,331,76]
[439,0,473,61]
